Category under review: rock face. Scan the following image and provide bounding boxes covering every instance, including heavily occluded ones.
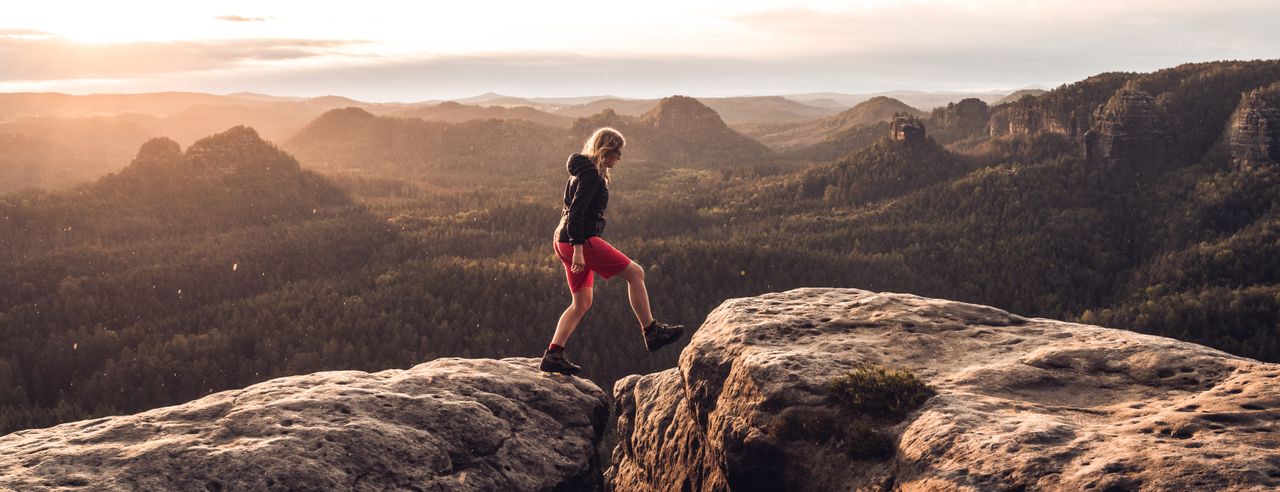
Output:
[0,357,608,491]
[989,98,1077,138]
[1230,85,1280,170]
[930,98,989,136]
[1085,89,1173,168]
[889,113,926,143]
[608,288,1280,491]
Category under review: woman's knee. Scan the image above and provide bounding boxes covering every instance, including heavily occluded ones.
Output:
[571,290,593,311]
[623,261,645,282]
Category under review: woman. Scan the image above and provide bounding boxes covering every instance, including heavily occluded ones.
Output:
[541,127,684,375]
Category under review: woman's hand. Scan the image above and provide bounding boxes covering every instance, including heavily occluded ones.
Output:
[571,244,586,273]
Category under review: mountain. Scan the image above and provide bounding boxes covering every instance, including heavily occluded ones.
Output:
[753,96,926,151]
[393,101,574,128]
[797,131,971,206]
[0,104,325,195]
[304,95,367,108]
[0,92,256,119]
[992,88,1047,105]
[34,126,349,240]
[552,98,659,118]
[451,92,541,107]
[283,107,568,184]
[785,90,1017,112]
[569,96,774,169]
[701,96,840,125]
[553,96,838,127]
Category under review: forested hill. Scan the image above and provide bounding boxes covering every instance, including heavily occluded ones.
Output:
[570,95,775,169]
[730,60,1280,360]
[281,107,568,185]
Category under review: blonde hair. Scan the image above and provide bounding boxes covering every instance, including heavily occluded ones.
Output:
[580,127,625,185]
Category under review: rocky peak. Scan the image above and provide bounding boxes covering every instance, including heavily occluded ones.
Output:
[1085,89,1172,168]
[185,125,300,174]
[639,95,726,131]
[0,357,608,491]
[890,113,926,143]
[1229,85,1280,171]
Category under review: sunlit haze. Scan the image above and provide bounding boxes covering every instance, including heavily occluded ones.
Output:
[3,0,1279,100]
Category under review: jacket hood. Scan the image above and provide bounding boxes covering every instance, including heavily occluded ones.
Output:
[566,153,596,177]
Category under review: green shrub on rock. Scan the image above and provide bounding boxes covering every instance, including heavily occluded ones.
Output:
[829,365,935,419]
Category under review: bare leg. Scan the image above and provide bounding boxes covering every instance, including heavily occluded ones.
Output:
[551,286,593,346]
[616,261,655,329]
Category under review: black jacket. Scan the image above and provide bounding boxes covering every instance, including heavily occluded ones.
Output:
[555,153,608,244]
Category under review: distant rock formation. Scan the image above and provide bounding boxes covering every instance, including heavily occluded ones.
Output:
[928,97,989,139]
[0,358,608,491]
[1085,89,1173,168]
[608,288,1280,491]
[752,96,925,151]
[889,113,926,143]
[1229,85,1280,170]
[989,97,1079,138]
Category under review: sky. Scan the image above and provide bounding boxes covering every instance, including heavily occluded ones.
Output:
[1,0,1278,101]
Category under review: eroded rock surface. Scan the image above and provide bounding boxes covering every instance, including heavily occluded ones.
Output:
[0,357,608,491]
[608,288,1280,491]
[1230,84,1280,170]
[1085,89,1172,168]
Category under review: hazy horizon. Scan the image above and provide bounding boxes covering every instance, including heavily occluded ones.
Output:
[4,0,1279,102]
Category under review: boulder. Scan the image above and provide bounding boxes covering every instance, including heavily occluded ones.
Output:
[0,357,608,491]
[608,288,1280,491]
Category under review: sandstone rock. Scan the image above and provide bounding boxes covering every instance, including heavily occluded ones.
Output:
[608,288,1280,491]
[0,357,608,491]
[989,99,1077,138]
[929,98,989,138]
[890,113,926,143]
[1085,89,1172,168]
[1229,85,1280,170]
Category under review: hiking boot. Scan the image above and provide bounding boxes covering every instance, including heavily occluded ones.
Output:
[540,347,582,375]
[643,321,685,352]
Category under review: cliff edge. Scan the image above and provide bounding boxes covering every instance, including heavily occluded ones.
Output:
[0,358,608,491]
[608,288,1280,491]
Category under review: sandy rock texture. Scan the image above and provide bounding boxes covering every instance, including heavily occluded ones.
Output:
[608,288,1280,491]
[0,357,608,491]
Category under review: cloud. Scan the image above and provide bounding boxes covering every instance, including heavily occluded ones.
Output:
[215,15,270,23]
[0,36,370,80]
[0,28,52,39]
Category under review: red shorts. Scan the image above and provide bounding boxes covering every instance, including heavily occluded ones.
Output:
[554,237,632,293]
